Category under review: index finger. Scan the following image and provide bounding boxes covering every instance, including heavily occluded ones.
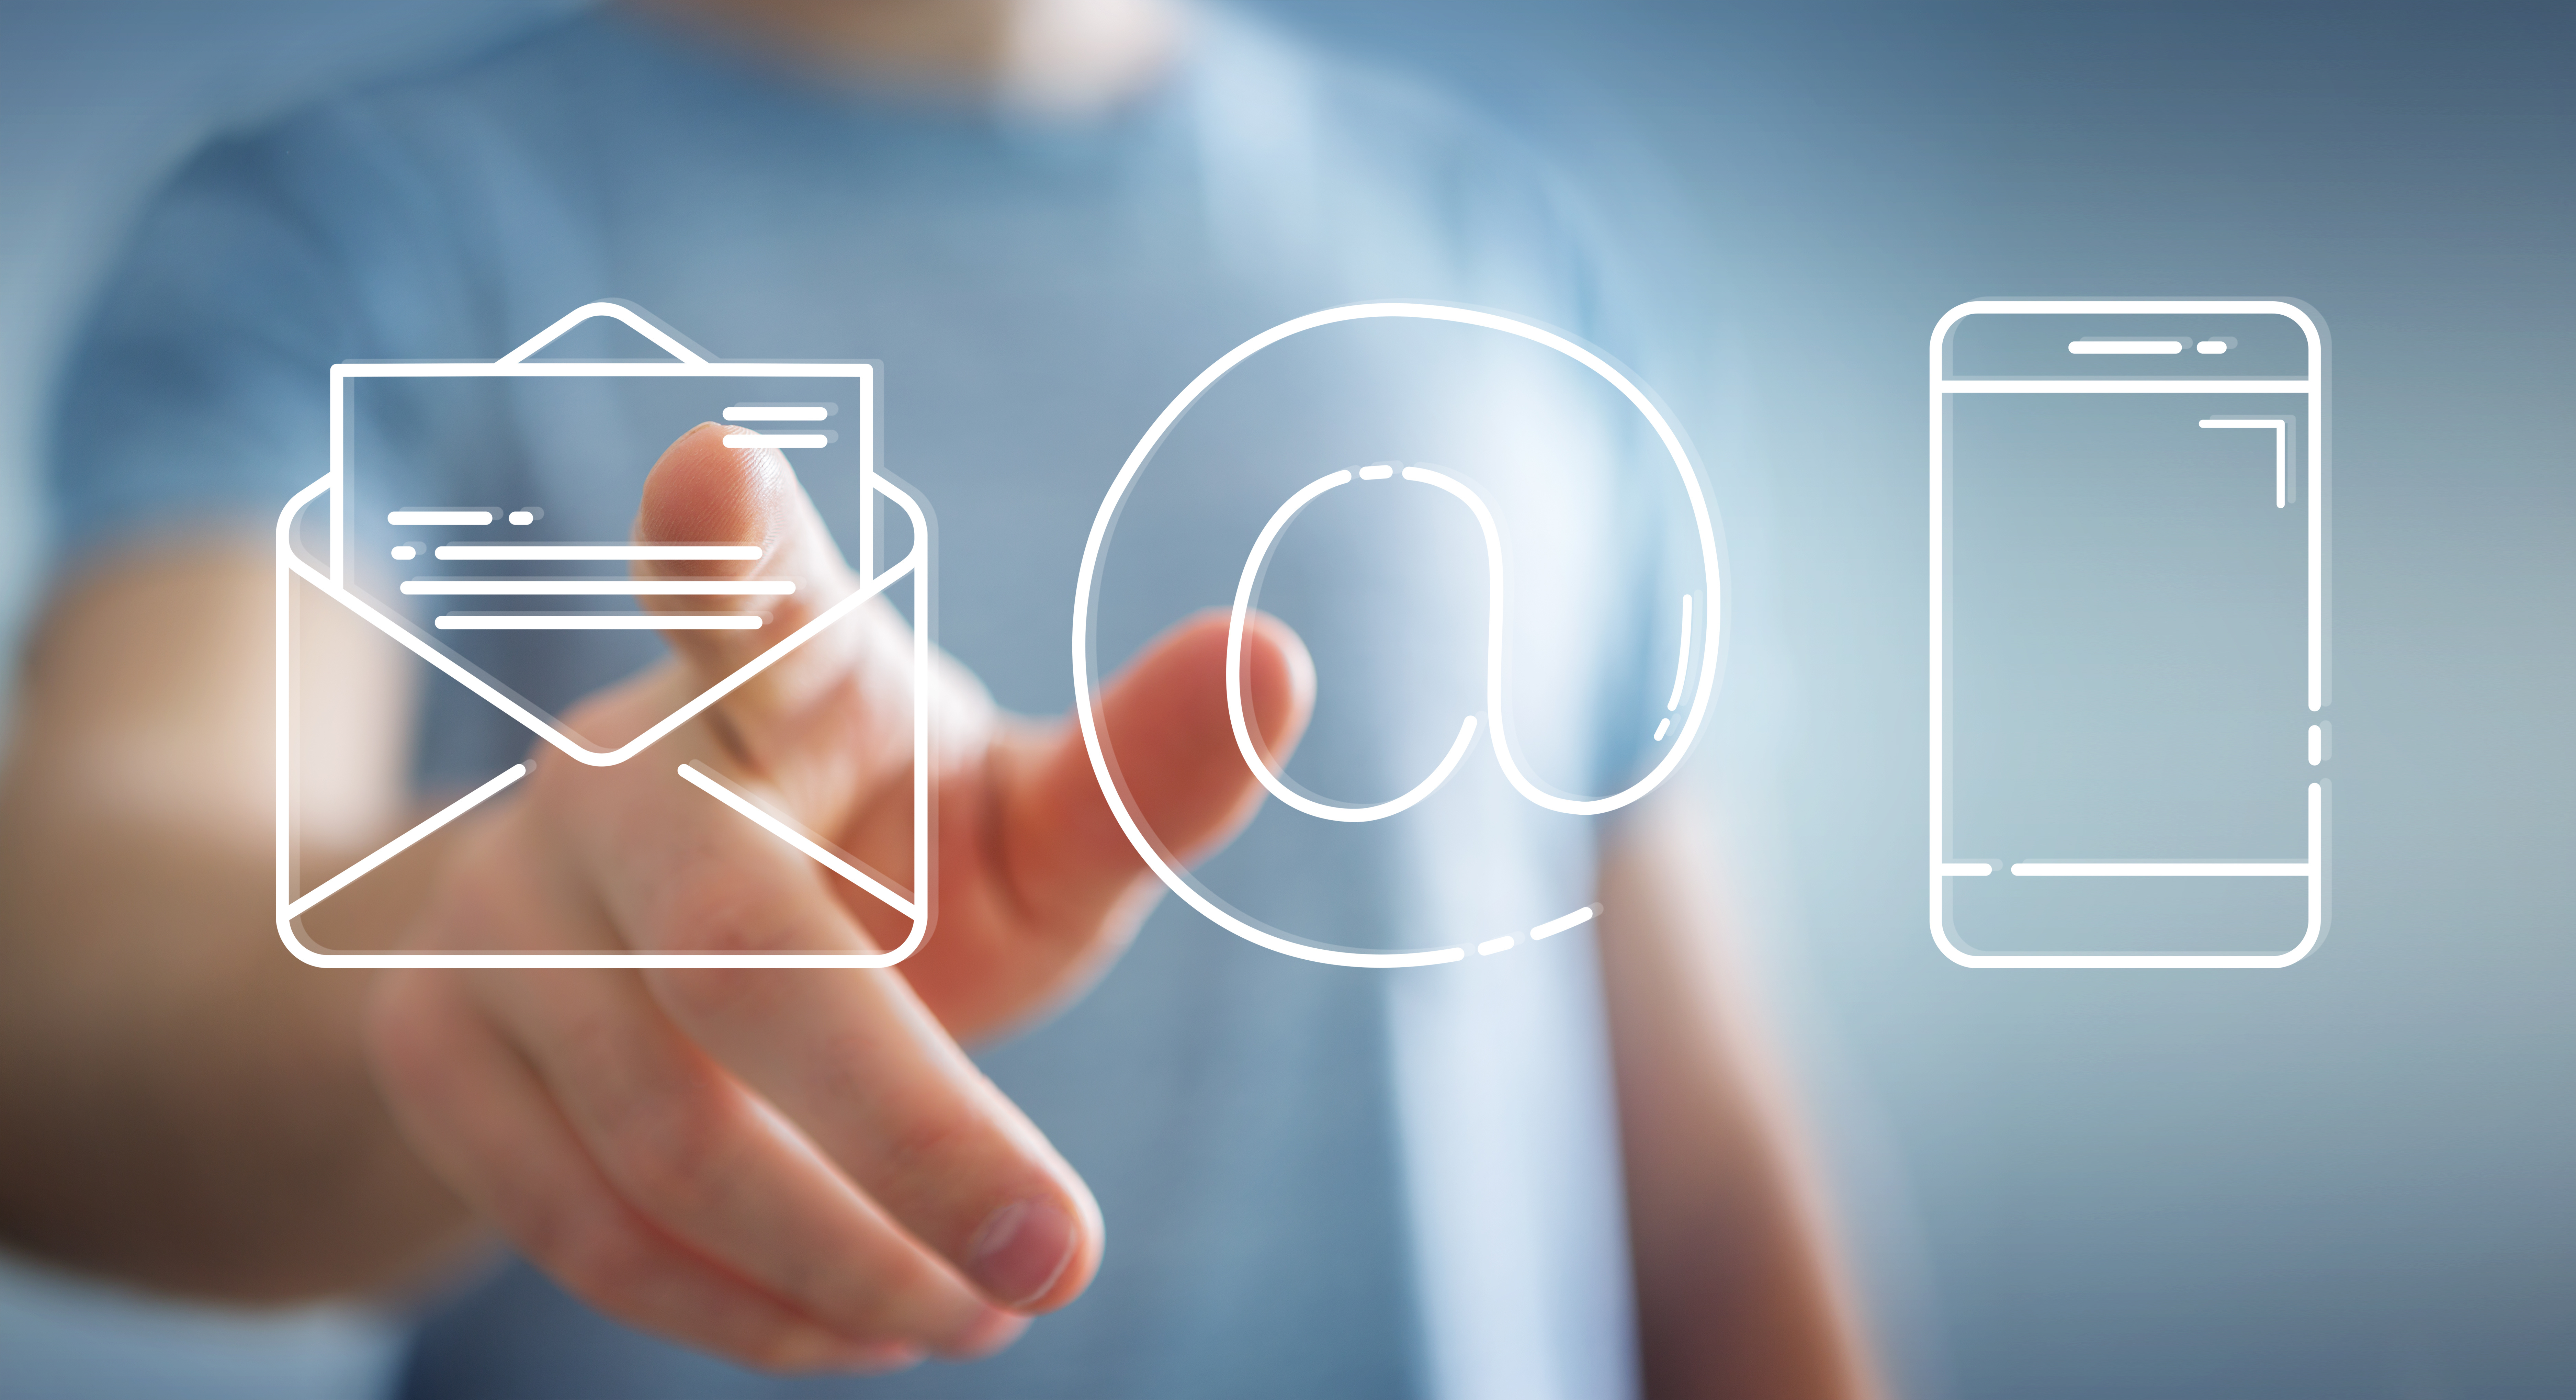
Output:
[631,423,917,785]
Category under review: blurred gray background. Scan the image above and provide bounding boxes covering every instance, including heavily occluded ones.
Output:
[3,2,2568,1396]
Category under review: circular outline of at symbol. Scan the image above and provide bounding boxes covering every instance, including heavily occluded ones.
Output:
[1069,303,1724,968]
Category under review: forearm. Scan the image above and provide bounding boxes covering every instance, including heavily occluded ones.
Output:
[0,546,475,1301]
[1598,807,1878,1400]
[0,785,477,1300]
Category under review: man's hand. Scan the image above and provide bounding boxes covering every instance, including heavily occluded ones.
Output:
[365,425,1312,1371]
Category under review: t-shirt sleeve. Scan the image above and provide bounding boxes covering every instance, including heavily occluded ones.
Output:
[46,104,441,567]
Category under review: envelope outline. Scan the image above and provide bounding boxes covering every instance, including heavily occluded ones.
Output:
[275,302,932,968]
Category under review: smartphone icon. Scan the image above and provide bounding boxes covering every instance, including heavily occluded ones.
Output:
[1930,299,2328,968]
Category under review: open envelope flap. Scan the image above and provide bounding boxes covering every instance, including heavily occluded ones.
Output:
[497,301,714,366]
[286,472,926,768]
[317,306,908,764]
[275,375,936,966]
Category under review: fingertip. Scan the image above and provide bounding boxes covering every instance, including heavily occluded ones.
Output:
[1129,609,1312,755]
[1059,608,1314,875]
[1030,1175,1106,1315]
[1232,609,1314,758]
[635,422,789,566]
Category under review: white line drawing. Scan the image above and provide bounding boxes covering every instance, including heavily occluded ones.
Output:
[278,302,930,969]
[2069,339,2187,354]
[1222,466,1702,827]
[1663,594,1693,712]
[1074,303,1722,969]
[723,405,833,422]
[433,544,763,561]
[388,509,493,526]
[281,765,527,922]
[431,614,761,630]
[1942,379,2309,394]
[2200,418,2291,507]
[1529,906,1597,940]
[676,763,918,920]
[1224,469,1478,826]
[1928,299,2328,970]
[401,579,796,595]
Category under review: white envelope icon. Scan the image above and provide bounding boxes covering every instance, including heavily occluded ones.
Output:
[274,302,931,969]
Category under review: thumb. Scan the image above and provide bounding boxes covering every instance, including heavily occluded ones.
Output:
[632,422,898,759]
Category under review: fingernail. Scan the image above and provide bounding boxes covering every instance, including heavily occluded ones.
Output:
[965,1197,1076,1307]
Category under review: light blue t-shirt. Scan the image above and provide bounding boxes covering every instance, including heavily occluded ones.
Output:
[53,10,1670,1397]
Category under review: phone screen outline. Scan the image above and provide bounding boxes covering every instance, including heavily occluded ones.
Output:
[1928,298,2328,970]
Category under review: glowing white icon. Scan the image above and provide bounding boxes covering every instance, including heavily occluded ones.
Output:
[1930,299,2330,969]
[276,302,929,969]
[1075,303,1724,969]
